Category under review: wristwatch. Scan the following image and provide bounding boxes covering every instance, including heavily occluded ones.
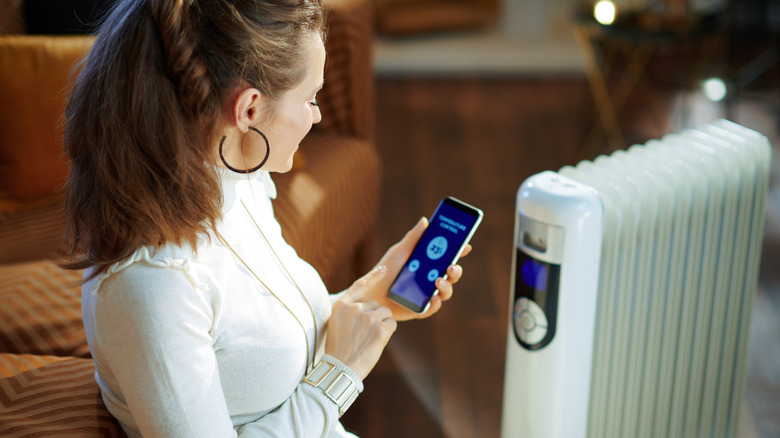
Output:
[302,357,361,417]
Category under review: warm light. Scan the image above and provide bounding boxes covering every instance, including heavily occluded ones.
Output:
[594,0,617,25]
[703,77,727,102]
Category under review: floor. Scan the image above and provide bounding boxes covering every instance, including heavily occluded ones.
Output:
[339,34,780,438]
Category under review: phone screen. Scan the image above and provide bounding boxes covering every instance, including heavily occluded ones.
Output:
[388,197,483,313]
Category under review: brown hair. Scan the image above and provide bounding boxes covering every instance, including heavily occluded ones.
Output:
[61,0,324,279]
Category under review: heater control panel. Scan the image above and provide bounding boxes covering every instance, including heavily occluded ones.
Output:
[513,297,549,345]
[511,213,564,351]
[512,250,560,350]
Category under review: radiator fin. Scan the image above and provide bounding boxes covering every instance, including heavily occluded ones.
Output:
[558,120,771,438]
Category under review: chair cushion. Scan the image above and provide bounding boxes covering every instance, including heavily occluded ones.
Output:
[0,35,94,202]
[0,196,66,264]
[0,260,89,358]
[0,353,124,437]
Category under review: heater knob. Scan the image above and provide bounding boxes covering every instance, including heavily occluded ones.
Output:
[514,297,549,346]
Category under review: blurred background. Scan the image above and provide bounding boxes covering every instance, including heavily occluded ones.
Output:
[342,0,780,437]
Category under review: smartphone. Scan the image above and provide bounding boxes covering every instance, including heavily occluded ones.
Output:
[388,197,484,313]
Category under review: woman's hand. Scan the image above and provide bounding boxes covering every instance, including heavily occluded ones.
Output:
[326,218,472,378]
[356,218,472,321]
[325,267,397,380]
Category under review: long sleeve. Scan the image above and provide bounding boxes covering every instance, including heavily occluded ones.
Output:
[85,258,359,437]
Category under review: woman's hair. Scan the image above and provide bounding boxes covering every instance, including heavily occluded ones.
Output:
[61,0,324,278]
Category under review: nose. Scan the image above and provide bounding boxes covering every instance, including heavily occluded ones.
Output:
[312,105,322,125]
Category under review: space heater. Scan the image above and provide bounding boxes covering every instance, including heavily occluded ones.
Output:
[501,119,771,438]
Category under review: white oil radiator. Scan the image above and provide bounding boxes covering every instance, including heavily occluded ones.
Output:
[501,119,771,438]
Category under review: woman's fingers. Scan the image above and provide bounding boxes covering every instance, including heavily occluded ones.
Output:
[326,297,397,380]
[446,264,463,286]
[430,265,462,302]
[345,264,388,302]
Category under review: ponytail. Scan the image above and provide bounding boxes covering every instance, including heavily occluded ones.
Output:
[61,0,323,279]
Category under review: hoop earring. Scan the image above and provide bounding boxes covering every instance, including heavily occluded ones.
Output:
[219,126,270,174]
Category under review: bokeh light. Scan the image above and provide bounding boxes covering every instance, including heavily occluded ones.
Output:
[594,0,617,26]
[703,77,728,102]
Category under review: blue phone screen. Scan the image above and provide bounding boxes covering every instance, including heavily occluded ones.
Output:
[389,199,480,311]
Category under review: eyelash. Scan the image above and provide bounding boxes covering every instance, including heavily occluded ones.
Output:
[309,99,320,107]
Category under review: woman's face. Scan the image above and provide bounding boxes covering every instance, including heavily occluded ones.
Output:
[255,33,325,173]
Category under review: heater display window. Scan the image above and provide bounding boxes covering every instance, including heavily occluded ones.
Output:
[521,258,549,291]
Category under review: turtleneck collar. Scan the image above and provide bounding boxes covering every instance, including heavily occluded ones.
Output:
[211,165,278,214]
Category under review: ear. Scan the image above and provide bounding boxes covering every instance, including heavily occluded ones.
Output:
[231,86,265,132]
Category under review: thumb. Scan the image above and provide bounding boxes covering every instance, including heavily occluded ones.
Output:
[395,217,429,257]
[375,217,429,274]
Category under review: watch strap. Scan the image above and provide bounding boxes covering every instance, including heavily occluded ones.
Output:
[302,356,361,417]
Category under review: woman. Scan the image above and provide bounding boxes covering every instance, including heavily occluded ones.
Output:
[62,0,469,436]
